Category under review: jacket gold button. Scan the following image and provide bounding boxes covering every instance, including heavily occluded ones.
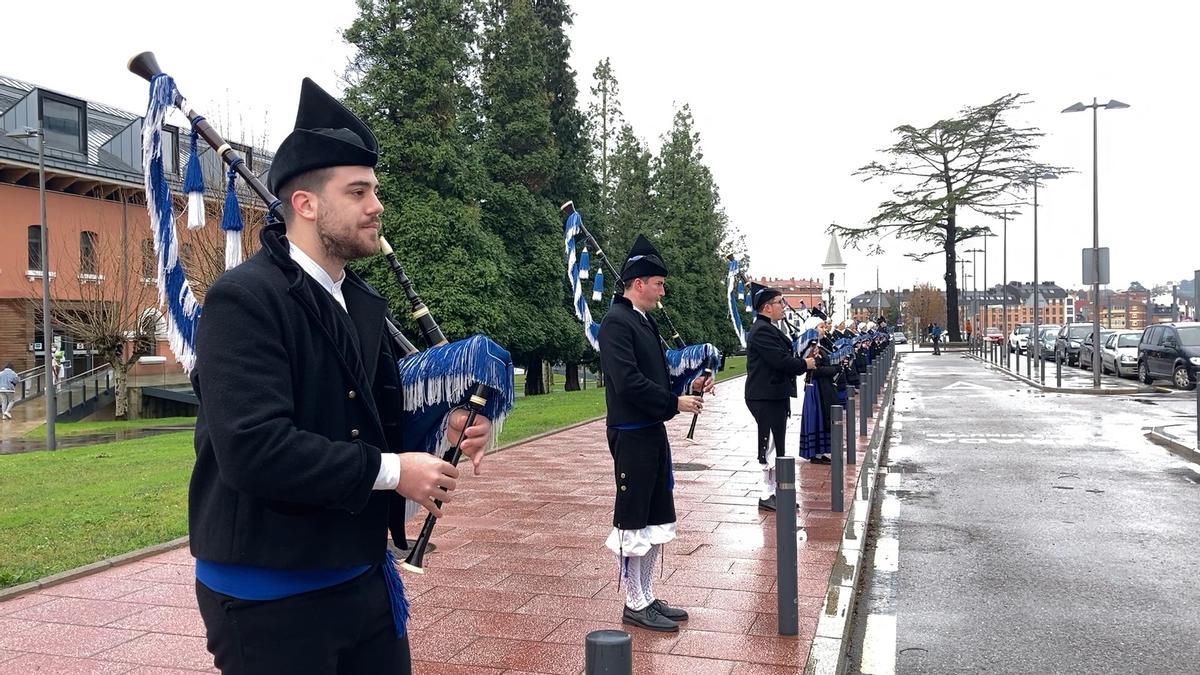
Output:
[620,485,627,491]
[348,390,357,399]
[350,429,360,438]
[620,472,626,479]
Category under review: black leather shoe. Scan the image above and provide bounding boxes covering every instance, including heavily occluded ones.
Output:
[650,599,689,621]
[758,495,777,511]
[809,456,831,465]
[622,604,679,632]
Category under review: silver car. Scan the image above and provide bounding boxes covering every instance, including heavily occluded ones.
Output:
[1101,330,1143,378]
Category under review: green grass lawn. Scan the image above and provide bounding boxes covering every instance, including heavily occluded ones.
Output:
[23,416,197,439]
[0,356,745,590]
[0,432,193,589]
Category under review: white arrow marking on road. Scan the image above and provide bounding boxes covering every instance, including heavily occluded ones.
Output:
[942,381,990,390]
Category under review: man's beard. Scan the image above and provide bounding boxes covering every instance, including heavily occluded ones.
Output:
[316,211,378,261]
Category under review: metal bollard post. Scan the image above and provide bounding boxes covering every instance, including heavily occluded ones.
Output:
[1041,350,1047,385]
[867,364,876,410]
[858,385,867,437]
[845,392,856,464]
[831,405,844,513]
[585,630,632,674]
[775,457,799,636]
[1056,351,1062,388]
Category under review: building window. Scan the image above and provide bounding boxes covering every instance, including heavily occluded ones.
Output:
[141,238,155,279]
[80,231,98,275]
[28,225,42,271]
[40,93,86,154]
[162,126,179,175]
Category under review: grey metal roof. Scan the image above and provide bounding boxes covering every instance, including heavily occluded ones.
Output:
[823,234,845,267]
[0,72,269,190]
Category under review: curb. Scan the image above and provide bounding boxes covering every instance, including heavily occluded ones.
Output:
[0,536,190,603]
[1146,427,1200,464]
[805,354,900,675]
[966,353,1148,395]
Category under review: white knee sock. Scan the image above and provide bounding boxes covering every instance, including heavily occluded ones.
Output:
[641,545,659,605]
[760,465,776,500]
[622,555,651,610]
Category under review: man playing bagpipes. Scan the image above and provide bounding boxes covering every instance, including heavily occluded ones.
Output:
[187,79,495,674]
[797,317,841,464]
[599,234,713,633]
[744,283,816,511]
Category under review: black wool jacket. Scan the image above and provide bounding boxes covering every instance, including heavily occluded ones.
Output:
[599,295,679,427]
[189,226,413,569]
[745,315,810,401]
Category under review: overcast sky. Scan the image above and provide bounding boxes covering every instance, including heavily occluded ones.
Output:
[5,0,1196,296]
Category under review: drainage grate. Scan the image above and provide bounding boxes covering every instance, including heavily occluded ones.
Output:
[672,462,709,472]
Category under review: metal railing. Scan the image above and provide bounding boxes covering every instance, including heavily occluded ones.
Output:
[56,364,114,417]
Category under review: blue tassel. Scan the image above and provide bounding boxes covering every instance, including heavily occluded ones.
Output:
[220,166,244,270]
[666,343,721,395]
[579,248,590,280]
[382,550,409,637]
[737,280,745,301]
[183,123,206,230]
[220,167,243,233]
[592,269,604,302]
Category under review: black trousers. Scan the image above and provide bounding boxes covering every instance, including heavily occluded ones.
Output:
[746,398,789,464]
[196,565,411,675]
[607,424,676,530]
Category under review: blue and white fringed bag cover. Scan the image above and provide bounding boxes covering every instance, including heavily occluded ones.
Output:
[142,74,202,372]
[563,207,601,350]
[396,335,516,454]
[727,258,746,349]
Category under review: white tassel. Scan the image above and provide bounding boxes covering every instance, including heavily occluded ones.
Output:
[224,230,242,270]
[186,192,206,230]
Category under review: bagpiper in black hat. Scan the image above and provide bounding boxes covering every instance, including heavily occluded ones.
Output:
[749,282,783,312]
[620,234,669,282]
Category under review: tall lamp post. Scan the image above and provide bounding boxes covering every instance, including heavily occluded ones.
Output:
[1000,210,1010,367]
[7,124,55,450]
[1028,171,1058,378]
[966,247,984,341]
[1064,97,1129,389]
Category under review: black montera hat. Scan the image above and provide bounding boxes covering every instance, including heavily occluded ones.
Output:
[750,282,782,311]
[620,234,669,281]
[266,78,379,196]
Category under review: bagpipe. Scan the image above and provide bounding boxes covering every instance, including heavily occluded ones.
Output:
[724,254,824,358]
[561,201,719,437]
[129,52,514,574]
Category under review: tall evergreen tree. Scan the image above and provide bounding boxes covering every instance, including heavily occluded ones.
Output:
[608,123,654,260]
[533,0,597,390]
[652,105,740,357]
[588,58,622,213]
[479,0,577,395]
[341,0,504,340]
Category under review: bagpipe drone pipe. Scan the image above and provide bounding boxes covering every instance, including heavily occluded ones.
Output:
[129,52,514,573]
[560,201,720,409]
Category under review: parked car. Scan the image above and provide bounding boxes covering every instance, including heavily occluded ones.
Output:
[1138,322,1200,390]
[1054,324,1094,366]
[984,327,1004,344]
[1100,330,1143,378]
[1034,325,1061,360]
[1009,324,1032,353]
[1078,329,1115,371]
[892,332,908,344]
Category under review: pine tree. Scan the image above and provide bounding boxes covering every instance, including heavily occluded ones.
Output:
[341,0,504,341]
[479,0,577,395]
[588,58,622,212]
[652,105,740,357]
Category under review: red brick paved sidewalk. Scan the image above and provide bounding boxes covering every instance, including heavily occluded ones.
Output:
[0,377,879,674]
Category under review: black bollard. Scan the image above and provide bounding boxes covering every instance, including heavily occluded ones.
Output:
[775,457,799,636]
[585,630,632,674]
[858,385,867,437]
[831,405,844,513]
[1056,351,1062,388]
[846,390,856,465]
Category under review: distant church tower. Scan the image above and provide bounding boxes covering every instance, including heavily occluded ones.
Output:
[822,234,848,322]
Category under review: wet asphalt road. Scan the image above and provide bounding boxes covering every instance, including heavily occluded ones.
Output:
[850,351,1200,674]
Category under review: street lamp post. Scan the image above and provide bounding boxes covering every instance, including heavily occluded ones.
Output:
[966,247,984,344]
[7,124,55,450]
[1029,172,1058,383]
[1064,97,1129,389]
[1001,210,1010,368]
